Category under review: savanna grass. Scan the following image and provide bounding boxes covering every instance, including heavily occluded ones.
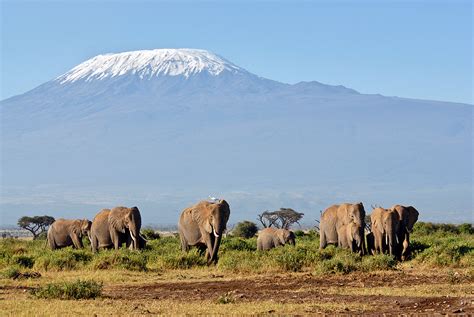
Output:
[31,279,103,299]
[0,226,472,276]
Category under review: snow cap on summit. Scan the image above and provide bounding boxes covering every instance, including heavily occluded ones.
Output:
[56,49,245,84]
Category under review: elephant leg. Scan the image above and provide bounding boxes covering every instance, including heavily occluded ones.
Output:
[319,228,327,249]
[202,234,215,265]
[110,231,121,250]
[374,232,382,254]
[401,239,410,261]
[71,234,83,249]
[179,234,189,252]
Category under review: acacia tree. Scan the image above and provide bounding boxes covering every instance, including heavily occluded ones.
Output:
[17,215,55,239]
[257,208,304,229]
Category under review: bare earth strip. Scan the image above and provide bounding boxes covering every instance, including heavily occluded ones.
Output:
[1,271,473,315]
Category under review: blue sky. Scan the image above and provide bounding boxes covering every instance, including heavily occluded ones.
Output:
[0,0,472,104]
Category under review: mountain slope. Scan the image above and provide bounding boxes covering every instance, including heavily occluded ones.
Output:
[0,49,472,225]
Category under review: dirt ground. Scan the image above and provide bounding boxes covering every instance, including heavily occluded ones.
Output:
[104,272,474,315]
[1,270,473,315]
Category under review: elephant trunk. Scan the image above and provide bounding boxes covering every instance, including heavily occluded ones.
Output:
[128,223,140,250]
[210,234,222,264]
[388,229,397,256]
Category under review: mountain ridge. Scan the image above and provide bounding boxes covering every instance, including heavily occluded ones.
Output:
[0,49,471,225]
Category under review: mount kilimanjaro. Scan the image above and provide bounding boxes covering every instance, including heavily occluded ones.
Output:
[1,49,472,225]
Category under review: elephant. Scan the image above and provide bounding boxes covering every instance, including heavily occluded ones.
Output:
[370,207,400,257]
[337,222,363,253]
[178,199,230,264]
[257,227,296,251]
[47,218,92,250]
[391,205,419,260]
[319,202,366,254]
[90,206,143,252]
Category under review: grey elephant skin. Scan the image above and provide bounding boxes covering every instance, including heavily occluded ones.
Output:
[257,227,296,251]
[178,199,230,264]
[319,202,366,254]
[371,207,400,257]
[391,205,419,260]
[90,206,144,252]
[47,218,92,250]
[337,222,363,253]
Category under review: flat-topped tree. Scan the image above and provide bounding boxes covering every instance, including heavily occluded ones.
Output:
[18,215,55,239]
[257,208,304,230]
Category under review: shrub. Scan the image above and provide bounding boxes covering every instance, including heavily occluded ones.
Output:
[273,249,305,272]
[458,223,473,234]
[141,228,160,240]
[232,221,258,238]
[12,255,34,268]
[31,279,102,300]
[34,249,92,271]
[2,266,20,278]
[317,251,360,274]
[91,250,147,271]
[360,254,397,271]
[220,237,256,252]
[293,230,305,237]
[157,252,207,270]
[218,250,263,273]
[413,239,473,267]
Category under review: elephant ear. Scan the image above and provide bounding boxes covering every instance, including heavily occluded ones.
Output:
[109,209,127,233]
[406,206,419,232]
[373,212,384,234]
[218,200,231,228]
[82,219,92,232]
[71,220,82,235]
[191,204,213,234]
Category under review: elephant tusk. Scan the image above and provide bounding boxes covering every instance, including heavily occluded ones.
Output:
[213,227,219,238]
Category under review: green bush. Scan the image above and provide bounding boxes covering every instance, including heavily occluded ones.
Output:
[232,221,258,238]
[157,252,207,270]
[2,266,20,278]
[91,250,147,271]
[317,251,360,274]
[34,249,92,271]
[218,250,264,273]
[293,230,305,237]
[220,237,256,252]
[141,228,160,240]
[360,254,397,271]
[31,279,102,300]
[413,222,473,235]
[458,223,473,234]
[273,249,305,272]
[11,255,35,268]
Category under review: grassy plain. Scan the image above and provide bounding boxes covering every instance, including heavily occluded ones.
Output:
[0,224,473,315]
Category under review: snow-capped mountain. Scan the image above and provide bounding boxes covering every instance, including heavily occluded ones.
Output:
[0,49,472,225]
[56,49,247,83]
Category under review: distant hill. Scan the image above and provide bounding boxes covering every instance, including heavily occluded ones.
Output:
[1,48,472,225]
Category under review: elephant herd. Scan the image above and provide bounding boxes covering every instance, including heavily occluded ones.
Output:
[46,199,418,264]
[46,199,231,265]
[319,203,419,260]
[47,206,145,252]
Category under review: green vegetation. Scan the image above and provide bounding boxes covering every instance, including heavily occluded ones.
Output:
[232,221,258,238]
[0,224,472,278]
[31,279,103,299]
[141,227,160,240]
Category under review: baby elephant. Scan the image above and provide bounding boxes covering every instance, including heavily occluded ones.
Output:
[47,218,92,250]
[257,227,296,251]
